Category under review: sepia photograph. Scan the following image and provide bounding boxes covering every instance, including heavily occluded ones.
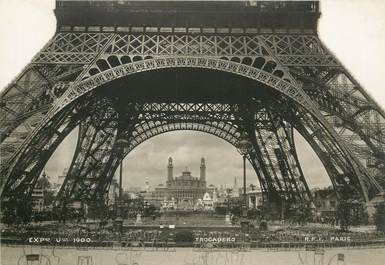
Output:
[0,0,385,264]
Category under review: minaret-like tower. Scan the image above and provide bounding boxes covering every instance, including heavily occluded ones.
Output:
[200,157,206,181]
[167,157,173,181]
[144,177,150,193]
[232,177,239,197]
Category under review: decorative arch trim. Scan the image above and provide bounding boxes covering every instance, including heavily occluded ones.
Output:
[124,121,241,156]
[4,56,380,202]
[61,57,312,114]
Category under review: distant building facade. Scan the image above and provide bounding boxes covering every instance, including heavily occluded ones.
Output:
[143,157,213,209]
[246,188,263,209]
[166,157,207,209]
[144,184,167,208]
[31,186,45,212]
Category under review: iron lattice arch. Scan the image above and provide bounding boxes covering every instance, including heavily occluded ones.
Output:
[1,1,384,213]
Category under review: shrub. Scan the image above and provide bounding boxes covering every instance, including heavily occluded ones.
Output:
[374,203,385,232]
[175,231,194,242]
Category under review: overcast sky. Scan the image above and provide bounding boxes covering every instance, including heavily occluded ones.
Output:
[0,0,384,190]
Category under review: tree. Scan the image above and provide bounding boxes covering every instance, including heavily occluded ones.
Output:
[259,218,268,230]
[87,200,108,220]
[1,197,34,225]
[336,200,367,230]
[337,200,351,231]
[43,190,55,208]
[214,206,227,215]
[1,199,18,225]
[143,203,156,217]
[374,203,385,232]
[37,175,51,189]
[37,174,55,209]
[18,203,34,224]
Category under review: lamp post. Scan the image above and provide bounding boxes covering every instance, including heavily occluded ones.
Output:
[236,132,252,232]
[115,138,128,237]
[225,191,231,225]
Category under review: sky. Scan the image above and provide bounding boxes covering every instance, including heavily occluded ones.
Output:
[0,0,384,190]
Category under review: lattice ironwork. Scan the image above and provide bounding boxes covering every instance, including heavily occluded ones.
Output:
[290,52,385,189]
[289,105,381,202]
[51,98,317,207]
[57,103,118,203]
[1,106,78,198]
[1,2,384,215]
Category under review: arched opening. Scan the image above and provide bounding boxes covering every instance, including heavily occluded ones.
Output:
[3,59,376,227]
[121,131,257,196]
[96,67,278,103]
